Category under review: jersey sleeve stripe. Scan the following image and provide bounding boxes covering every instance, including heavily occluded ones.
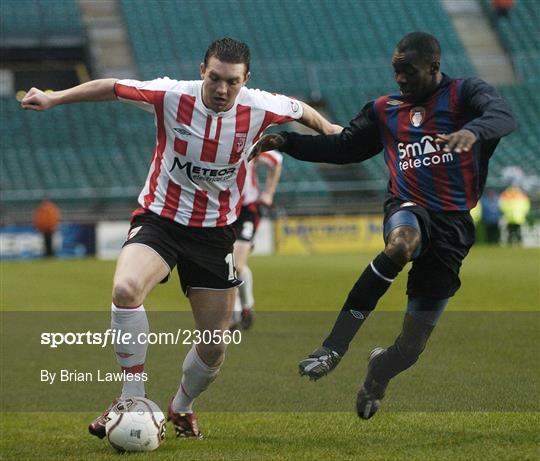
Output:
[216,190,231,226]
[229,104,251,164]
[160,180,182,220]
[396,107,428,208]
[142,92,167,208]
[422,95,449,211]
[200,115,222,162]
[374,98,399,197]
[252,111,276,145]
[115,82,156,105]
[174,137,188,156]
[188,190,209,227]
[176,94,196,125]
[450,80,477,209]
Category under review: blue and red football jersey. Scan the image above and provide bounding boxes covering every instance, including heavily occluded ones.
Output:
[282,74,516,212]
[373,78,476,211]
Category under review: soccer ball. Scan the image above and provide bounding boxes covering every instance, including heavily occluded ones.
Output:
[105,397,166,452]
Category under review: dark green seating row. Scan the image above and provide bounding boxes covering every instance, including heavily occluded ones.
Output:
[121,0,475,94]
[480,0,540,83]
[0,0,82,41]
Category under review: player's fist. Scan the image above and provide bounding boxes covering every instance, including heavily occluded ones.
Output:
[20,88,55,111]
[248,134,285,161]
[435,129,477,154]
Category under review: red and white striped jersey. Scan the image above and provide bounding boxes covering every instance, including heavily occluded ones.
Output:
[243,150,283,205]
[114,77,303,227]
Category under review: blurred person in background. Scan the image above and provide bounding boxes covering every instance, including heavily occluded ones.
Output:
[499,185,530,244]
[469,200,482,226]
[481,189,502,243]
[33,199,60,257]
[491,0,514,19]
[230,150,283,330]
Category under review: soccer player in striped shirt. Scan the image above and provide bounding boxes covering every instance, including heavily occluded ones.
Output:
[21,37,341,438]
[251,32,516,419]
[230,149,284,330]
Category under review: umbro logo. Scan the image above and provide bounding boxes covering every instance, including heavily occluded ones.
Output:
[173,127,191,136]
[290,100,300,113]
[350,310,365,320]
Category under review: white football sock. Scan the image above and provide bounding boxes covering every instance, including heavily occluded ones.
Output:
[111,303,148,398]
[232,291,242,324]
[172,345,221,413]
[238,266,254,308]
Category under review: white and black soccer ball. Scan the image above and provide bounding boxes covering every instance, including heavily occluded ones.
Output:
[105,397,166,452]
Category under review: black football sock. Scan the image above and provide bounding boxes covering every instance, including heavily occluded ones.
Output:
[369,313,435,384]
[322,252,401,356]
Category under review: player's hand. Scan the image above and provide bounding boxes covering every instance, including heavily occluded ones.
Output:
[435,129,477,154]
[20,88,55,111]
[258,191,274,207]
[328,123,344,134]
[248,133,285,161]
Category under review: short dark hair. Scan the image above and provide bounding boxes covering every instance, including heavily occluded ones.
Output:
[396,32,441,63]
[204,37,250,72]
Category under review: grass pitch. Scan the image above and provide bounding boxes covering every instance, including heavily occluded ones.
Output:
[1,246,539,460]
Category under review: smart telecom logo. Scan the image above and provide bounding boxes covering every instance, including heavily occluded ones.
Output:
[169,158,236,185]
[397,135,454,171]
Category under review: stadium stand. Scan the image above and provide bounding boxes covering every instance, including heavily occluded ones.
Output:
[477,0,540,178]
[486,0,540,85]
[495,83,540,173]
[1,0,537,214]
[0,0,83,44]
[480,0,539,83]
[119,0,476,200]
[120,0,475,91]
[1,99,155,200]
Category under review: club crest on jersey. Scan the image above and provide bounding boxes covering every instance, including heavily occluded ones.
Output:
[410,107,426,127]
[234,132,247,151]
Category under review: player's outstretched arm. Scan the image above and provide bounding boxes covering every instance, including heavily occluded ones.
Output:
[20,78,118,111]
[435,78,516,153]
[299,102,343,135]
[250,102,383,164]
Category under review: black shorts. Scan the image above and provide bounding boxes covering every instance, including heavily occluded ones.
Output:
[232,203,261,243]
[123,210,242,295]
[384,197,475,299]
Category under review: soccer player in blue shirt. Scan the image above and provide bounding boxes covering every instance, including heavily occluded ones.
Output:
[250,32,516,419]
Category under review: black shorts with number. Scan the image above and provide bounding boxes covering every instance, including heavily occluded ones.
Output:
[232,203,261,243]
[123,210,242,295]
[384,197,476,299]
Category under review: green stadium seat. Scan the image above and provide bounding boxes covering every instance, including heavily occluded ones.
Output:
[480,0,540,83]
[0,0,82,42]
[2,1,534,205]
